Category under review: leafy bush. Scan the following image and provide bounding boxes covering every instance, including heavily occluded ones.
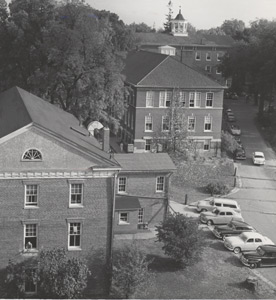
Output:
[4,248,90,299]
[206,181,230,195]
[156,213,204,266]
[221,131,240,154]
[112,242,153,299]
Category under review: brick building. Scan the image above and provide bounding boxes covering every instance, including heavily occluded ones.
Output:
[135,9,234,86]
[114,153,176,234]
[0,87,121,296]
[0,86,176,296]
[121,50,225,155]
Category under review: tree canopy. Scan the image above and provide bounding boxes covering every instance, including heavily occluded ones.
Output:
[0,0,135,130]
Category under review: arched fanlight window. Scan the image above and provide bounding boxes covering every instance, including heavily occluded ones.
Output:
[22,149,42,161]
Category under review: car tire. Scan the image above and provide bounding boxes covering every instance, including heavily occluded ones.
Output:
[233,247,241,254]
[207,220,213,226]
[249,263,257,269]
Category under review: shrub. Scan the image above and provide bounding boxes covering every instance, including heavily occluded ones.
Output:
[221,131,240,154]
[206,181,230,195]
[156,213,204,266]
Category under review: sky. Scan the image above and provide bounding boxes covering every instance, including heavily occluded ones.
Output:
[87,0,276,30]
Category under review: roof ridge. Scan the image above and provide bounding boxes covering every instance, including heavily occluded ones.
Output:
[13,87,33,123]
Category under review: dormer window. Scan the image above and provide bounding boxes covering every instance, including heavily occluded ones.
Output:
[22,149,42,161]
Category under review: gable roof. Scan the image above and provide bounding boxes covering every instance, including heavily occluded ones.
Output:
[123,50,224,89]
[114,153,176,172]
[135,32,234,47]
[0,87,119,167]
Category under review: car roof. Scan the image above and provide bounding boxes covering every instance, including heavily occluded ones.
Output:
[254,151,264,156]
[241,232,264,238]
[230,219,251,227]
[215,207,239,212]
[213,198,238,205]
[259,245,276,252]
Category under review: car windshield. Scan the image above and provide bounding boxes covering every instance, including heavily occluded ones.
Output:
[212,208,219,214]
[255,155,264,158]
[209,200,214,205]
[239,233,248,241]
[257,247,265,256]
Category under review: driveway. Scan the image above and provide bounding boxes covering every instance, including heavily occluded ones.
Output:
[225,98,276,288]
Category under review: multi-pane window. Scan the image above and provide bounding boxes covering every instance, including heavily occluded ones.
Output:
[138,208,144,224]
[24,269,37,294]
[162,116,170,131]
[145,139,151,151]
[24,224,37,250]
[118,177,127,193]
[68,222,81,249]
[205,65,212,73]
[25,185,38,207]
[146,91,154,107]
[119,212,129,224]
[188,116,196,131]
[204,115,212,131]
[22,149,42,161]
[217,53,223,61]
[195,52,201,60]
[179,91,186,107]
[206,52,211,61]
[70,183,83,206]
[216,68,222,74]
[159,91,172,107]
[204,140,210,151]
[145,115,153,131]
[206,92,214,107]
[156,176,165,192]
[189,92,201,107]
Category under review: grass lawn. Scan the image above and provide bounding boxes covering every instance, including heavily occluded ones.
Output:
[113,227,276,299]
[170,157,235,204]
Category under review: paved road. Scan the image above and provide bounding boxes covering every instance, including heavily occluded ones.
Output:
[225,98,276,288]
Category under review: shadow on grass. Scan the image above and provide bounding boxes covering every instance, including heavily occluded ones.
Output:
[224,255,244,267]
[208,241,227,252]
[227,281,257,294]
[195,186,210,195]
[147,254,183,272]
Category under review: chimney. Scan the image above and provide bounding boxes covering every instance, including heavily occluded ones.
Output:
[102,127,110,153]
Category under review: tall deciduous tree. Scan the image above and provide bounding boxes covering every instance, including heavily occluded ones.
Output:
[0,0,134,130]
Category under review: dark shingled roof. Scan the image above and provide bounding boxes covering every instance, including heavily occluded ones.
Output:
[115,195,141,210]
[0,87,119,167]
[174,10,185,21]
[114,153,176,172]
[135,32,234,47]
[123,50,224,89]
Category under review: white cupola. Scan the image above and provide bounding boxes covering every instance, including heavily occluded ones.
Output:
[170,8,188,37]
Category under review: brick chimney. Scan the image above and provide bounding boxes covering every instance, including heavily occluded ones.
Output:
[102,127,110,152]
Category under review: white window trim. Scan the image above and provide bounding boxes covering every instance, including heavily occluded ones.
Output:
[69,183,84,208]
[189,92,201,108]
[206,92,214,108]
[138,208,144,224]
[156,176,165,192]
[119,212,130,225]
[23,223,38,253]
[179,91,186,107]
[22,149,42,161]
[144,138,152,152]
[159,91,172,108]
[146,91,154,107]
[145,115,153,132]
[188,116,196,132]
[118,177,127,193]
[205,65,212,73]
[68,222,82,251]
[204,116,212,132]
[216,68,222,74]
[203,140,211,151]
[195,51,201,61]
[217,53,222,61]
[24,184,39,208]
[206,52,211,61]
[162,116,170,132]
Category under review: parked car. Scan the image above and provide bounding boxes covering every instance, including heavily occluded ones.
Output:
[226,112,236,122]
[234,147,246,160]
[224,232,274,254]
[240,245,276,268]
[200,207,243,226]
[228,124,241,136]
[212,219,256,239]
[196,198,241,213]
[252,151,265,165]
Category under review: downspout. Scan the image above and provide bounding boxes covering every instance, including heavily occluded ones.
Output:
[164,172,173,220]
[107,170,119,295]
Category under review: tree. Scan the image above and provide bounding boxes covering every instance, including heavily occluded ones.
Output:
[112,242,153,299]
[4,248,90,299]
[221,19,245,40]
[156,213,204,266]
[221,131,240,155]
[127,22,155,33]
[152,89,195,157]
[0,0,132,131]
[163,0,173,33]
